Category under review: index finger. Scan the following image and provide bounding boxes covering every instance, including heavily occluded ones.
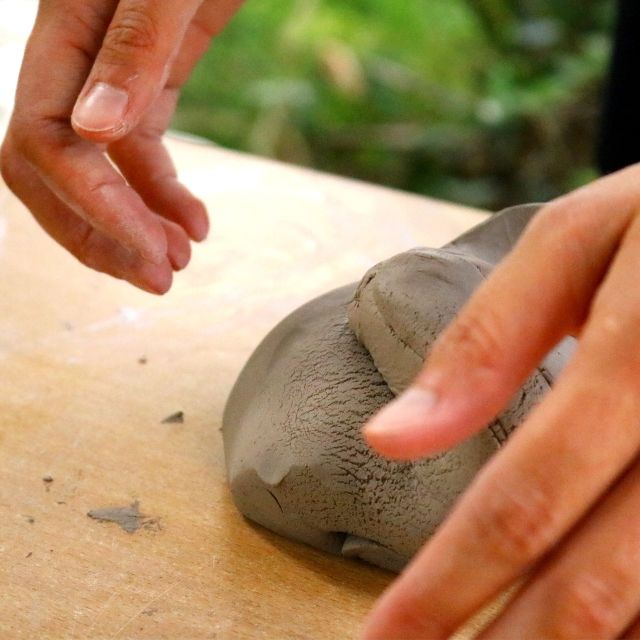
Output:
[363,351,640,638]
[363,167,640,459]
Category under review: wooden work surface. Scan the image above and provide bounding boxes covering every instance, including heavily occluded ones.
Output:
[0,135,488,639]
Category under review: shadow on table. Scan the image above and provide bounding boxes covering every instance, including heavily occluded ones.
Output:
[245,517,394,598]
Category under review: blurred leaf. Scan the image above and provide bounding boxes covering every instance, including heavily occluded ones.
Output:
[174,0,614,209]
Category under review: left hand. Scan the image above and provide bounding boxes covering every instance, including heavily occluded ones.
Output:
[1,0,243,294]
[360,164,640,638]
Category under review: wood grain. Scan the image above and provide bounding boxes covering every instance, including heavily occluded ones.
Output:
[0,136,495,639]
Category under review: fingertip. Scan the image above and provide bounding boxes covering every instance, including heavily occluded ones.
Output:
[363,388,440,460]
[151,279,172,295]
[189,203,210,242]
[107,136,211,243]
[168,235,191,271]
[170,247,191,271]
[156,180,209,242]
[157,216,192,271]
[134,259,173,295]
[362,386,483,460]
[146,273,173,296]
[137,221,169,266]
[364,428,444,461]
[161,186,209,242]
[365,388,438,436]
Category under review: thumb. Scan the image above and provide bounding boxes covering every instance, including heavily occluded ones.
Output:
[71,0,201,141]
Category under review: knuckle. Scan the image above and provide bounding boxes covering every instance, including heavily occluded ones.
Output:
[533,196,589,240]
[190,16,218,41]
[73,226,102,271]
[439,310,504,374]
[548,573,629,638]
[390,598,451,639]
[5,119,33,154]
[581,300,640,384]
[17,127,43,158]
[101,4,159,62]
[593,298,640,338]
[85,178,122,203]
[590,307,640,352]
[0,125,43,191]
[535,199,593,265]
[538,194,594,254]
[530,197,595,309]
[13,118,69,159]
[469,479,558,564]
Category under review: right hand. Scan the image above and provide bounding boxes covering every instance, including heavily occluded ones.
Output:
[0,0,244,293]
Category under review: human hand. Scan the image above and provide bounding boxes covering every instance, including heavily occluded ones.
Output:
[360,165,640,638]
[0,0,243,293]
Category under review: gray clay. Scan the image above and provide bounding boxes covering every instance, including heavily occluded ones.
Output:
[222,204,576,572]
[87,501,145,534]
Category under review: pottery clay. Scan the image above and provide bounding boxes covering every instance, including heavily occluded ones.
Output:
[222,204,575,572]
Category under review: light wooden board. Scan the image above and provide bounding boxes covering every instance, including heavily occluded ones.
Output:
[0,135,493,639]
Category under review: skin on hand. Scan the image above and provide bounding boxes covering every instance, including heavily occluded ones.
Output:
[360,163,640,639]
[0,0,244,293]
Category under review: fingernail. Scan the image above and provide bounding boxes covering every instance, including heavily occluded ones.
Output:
[72,82,128,133]
[364,387,438,437]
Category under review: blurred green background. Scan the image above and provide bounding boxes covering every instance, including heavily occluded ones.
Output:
[173,0,613,210]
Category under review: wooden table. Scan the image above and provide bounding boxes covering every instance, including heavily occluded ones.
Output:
[0,135,489,639]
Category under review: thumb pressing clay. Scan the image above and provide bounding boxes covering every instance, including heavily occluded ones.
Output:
[222,204,576,572]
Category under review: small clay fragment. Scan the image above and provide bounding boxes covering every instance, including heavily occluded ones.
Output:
[161,411,184,424]
[42,476,54,492]
[87,501,145,534]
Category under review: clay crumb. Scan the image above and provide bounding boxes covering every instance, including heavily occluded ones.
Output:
[88,501,144,534]
[87,501,160,534]
[161,411,184,424]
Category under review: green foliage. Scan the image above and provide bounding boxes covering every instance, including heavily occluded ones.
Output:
[173,0,613,209]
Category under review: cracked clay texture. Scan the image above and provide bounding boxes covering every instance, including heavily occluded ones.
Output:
[222,204,576,572]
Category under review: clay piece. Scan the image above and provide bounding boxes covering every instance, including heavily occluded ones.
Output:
[222,204,575,572]
[87,501,151,534]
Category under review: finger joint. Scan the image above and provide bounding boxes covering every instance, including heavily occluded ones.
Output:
[469,478,558,565]
[547,573,631,638]
[439,310,504,375]
[101,4,159,63]
[531,198,601,312]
